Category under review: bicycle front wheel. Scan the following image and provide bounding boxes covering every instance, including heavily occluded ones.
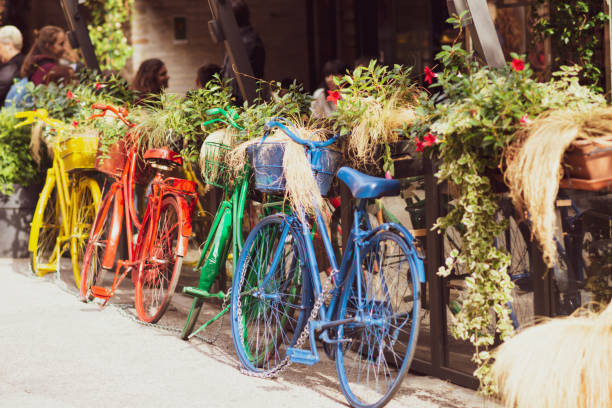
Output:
[29,178,60,277]
[70,177,101,288]
[230,214,310,374]
[336,231,420,408]
[134,196,184,323]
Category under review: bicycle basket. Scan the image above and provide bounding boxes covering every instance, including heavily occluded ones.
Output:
[59,130,98,172]
[247,141,341,195]
[199,140,231,189]
[95,138,149,183]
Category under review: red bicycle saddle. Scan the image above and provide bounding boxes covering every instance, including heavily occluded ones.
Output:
[143,148,183,166]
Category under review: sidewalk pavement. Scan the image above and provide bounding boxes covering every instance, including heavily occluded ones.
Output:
[0,258,501,408]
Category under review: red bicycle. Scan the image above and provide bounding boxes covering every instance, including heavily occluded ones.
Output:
[80,103,197,323]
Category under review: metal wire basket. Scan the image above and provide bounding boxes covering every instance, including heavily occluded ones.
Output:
[200,141,231,189]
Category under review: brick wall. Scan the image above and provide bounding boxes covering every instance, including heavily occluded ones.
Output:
[131,0,310,94]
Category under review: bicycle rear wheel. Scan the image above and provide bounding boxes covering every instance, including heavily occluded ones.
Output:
[80,188,121,301]
[70,177,101,288]
[336,231,420,408]
[134,196,184,323]
[230,214,310,374]
[29,179,60,277]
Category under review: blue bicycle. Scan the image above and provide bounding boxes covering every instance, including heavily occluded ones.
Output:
[229,120,426,408]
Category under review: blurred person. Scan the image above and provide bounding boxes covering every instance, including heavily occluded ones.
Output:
[310,59,349,119]
[222,0,265,103]
[131,58,169,104]
[196,63,221,88]
[21,26,72,85]
[0,25,25,104]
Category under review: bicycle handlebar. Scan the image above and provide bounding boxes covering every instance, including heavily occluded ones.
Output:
[202,106,244,130]
[263,118,339,149]
[14,109,66,132]
[89,103,134,127]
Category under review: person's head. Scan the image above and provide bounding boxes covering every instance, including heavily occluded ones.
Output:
[322,59,349,91]
[231,0,250,27]
[0,25,23,62]
[21,26,66,77]
[196,63,221,88]
[132,58,169,94]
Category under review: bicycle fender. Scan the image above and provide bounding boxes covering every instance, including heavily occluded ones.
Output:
[29,170,56,252]
[165,193,192,257]
[365,222,426,283]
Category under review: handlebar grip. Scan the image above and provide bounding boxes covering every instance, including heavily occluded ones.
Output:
[205,107,223,116]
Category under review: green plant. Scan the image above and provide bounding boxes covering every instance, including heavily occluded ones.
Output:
[132,75,236,161]
[532,0,609,92]
[332,61,417,174]
[411,12,604,394]
[237,79,312,139]
[0,108,39,194]
[84,0,134,71]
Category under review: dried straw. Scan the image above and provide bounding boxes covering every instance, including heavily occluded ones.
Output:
[347,92,415,166]
[492,302,612,408]
[504,107,612,267]
[227,125,332,217]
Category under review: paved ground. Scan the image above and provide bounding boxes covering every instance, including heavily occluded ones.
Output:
[0,257,501,408]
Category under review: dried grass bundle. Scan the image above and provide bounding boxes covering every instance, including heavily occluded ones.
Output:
[227,125,331,216]
[492,302,612,408]
[505,107,612,267]
[347,92,415,166]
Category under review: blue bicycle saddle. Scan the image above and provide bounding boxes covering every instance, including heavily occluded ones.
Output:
[336,167,400,199]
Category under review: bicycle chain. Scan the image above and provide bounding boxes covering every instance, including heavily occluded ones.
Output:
[236,251,336,380]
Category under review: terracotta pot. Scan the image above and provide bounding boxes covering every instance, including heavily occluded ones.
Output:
[563,135,612,180]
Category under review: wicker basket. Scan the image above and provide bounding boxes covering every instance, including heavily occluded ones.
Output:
[95,139,149,183]
[247,141,341,195]
[59,131,98,172]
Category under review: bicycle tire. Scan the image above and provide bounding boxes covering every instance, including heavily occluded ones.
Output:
[29,178,60,277]
[335,230,420,408]
[70,177,101,288]
[134,196,184,323]
[230,214,311,374]
[80,188,121,301]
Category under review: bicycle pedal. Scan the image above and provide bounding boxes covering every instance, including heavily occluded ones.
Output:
[90,286,112,300]
[287,348,319,365]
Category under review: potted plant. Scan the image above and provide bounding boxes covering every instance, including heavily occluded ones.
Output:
[331,61,419,176]
[0,107,42,257]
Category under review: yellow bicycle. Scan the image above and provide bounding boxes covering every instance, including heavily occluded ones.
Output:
[16,109,101,287]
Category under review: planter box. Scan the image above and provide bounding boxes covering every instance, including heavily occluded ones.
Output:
[0,183,43,258]
[564,136,612,180]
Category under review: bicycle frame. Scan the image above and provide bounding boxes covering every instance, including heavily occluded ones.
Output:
[270,199,426,363]
[18,110,100,280]
[94,144,197,301]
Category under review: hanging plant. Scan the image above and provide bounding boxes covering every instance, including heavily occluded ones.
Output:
[84,0,134,71]
[411,12,605,394]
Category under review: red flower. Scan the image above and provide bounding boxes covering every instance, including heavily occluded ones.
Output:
[520,115,531,125]
[326,90,342,105]
[415,137,424,152]
[385,171,392,180]
[95,83,103,90]
[66,90,74,99]
[72,120,79,128]
[424,66,437,85]
[511,58,525,72]
[424,133,438,147]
